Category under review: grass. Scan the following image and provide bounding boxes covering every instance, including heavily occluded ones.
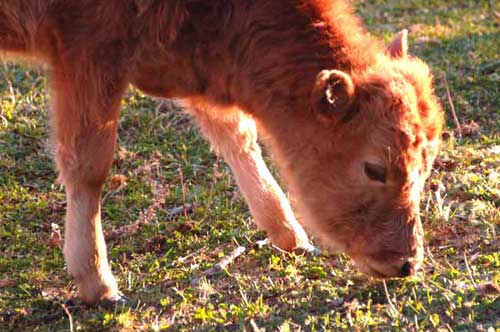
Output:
[0,1,498,331]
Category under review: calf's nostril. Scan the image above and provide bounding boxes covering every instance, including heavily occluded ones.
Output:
[400,261,413,277]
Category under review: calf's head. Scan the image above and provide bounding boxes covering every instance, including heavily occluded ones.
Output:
[295,32,443,277]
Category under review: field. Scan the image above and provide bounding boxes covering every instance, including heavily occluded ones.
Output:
[0,1,498,331]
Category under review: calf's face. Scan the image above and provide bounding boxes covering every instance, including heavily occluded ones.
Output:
[299,37,443,278]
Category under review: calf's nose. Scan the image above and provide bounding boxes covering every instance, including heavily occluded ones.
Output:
[400,261,414,277]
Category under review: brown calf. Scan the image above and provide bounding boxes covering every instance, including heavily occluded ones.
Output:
[0,0,444,305]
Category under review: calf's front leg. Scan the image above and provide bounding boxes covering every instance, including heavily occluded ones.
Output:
[189,105,311,251]
[51,63,127,305]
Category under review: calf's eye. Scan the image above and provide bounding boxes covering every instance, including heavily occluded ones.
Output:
[364,162,387,183]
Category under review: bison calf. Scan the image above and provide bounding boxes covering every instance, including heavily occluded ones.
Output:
[0,0,443,305]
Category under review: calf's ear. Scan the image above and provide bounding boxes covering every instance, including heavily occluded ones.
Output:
[311,69,355,116]
[387,29,408,58]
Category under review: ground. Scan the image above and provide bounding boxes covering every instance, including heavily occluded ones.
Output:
[0,1,498,331]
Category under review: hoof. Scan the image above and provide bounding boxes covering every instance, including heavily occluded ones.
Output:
[99,292,133,309]
[295,243,322,256]
[256,238,321,256]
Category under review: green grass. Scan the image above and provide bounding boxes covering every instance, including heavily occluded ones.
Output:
[1,1,499,331]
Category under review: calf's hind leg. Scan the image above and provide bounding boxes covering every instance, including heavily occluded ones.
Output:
[51,64,127,305]
[189,105,311,251]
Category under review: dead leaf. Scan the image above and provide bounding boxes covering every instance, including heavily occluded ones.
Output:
[343,298,359,313]
[47,223,62,248]
[0,279,16,288]
[113,146,135,166]
[461,120,481,137]
[478,282,500,296]
[108,174,128,191]
[441,131,452,140]
[173,220,197,233]
[429,179,441,192]
[143,235,168,254]
[433,158,458,171]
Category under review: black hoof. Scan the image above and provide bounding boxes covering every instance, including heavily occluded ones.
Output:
[99,293,133,309]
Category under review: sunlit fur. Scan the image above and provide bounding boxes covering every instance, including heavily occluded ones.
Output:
[286,58,443,277]
[1,0,443,303]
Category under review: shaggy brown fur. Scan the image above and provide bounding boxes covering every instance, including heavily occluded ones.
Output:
[1,0,444,304]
